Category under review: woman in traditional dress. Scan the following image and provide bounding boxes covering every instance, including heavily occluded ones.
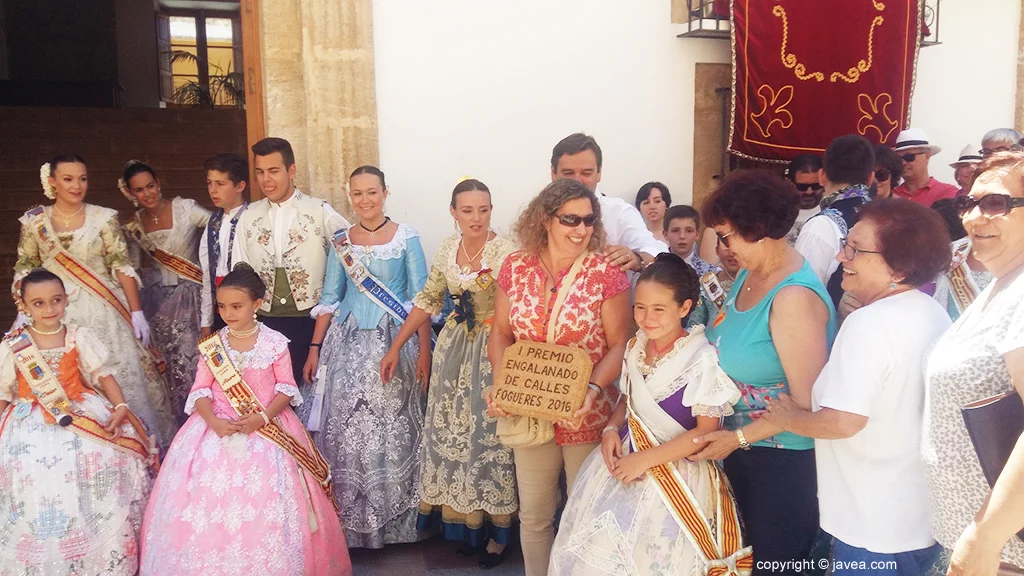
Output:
[140,264,350,576]
[13,155,178,447]
[0,269,156,576]
[485,178,634,576]
[300,165,432,548]
[379,179,518,567]
[550,254,747,576]
[120,160,211,422]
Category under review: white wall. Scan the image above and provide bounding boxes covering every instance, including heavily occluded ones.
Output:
[910,0,1020,184]
[373,0,727,256]
[373,0,1020,257]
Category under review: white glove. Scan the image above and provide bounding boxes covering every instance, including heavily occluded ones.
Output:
[10,312,29,333]
[131,311,152,348]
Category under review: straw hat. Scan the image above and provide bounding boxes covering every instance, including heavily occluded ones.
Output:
[894,127,941,155]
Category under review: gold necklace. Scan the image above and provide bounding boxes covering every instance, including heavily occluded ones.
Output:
[229,323,260,338]
[29,323,65,336]
[51,204,84,227]
[459,238,487,274]
[145,200,164,225]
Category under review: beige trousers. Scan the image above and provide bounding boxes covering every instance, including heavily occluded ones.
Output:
[512,441,599,576]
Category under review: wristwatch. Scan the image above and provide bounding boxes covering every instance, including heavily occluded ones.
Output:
[735,428,751,451]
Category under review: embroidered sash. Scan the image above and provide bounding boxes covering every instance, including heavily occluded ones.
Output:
[5,329,157,466]
[197,333,337,510]
[626,410,752,576]
[125,219,203,284]
[700,272,727,313]
[331,228,409,323]
[24,206,167,372]
[948,237,980,315]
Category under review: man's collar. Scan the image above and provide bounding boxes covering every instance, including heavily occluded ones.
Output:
[225,202,247,217]
[269,188,301,208]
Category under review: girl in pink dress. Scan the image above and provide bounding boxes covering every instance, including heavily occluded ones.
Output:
[140,263,351,576]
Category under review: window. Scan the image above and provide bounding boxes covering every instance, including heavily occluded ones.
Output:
[158,12,243,107]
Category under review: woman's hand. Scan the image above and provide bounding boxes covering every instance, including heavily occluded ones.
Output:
[130,310,152,348]
[611,451,652,484]
[690,429,741,461]
[601,428,623,473]
[763,393,800,431]
[302,348,320,386]
[380,347,400,383]
[104,405,129,439]
[209,417,243,438]
[416,350,432,391]
[238,413,267,435]
[947,521,1004,576]
[484,387,509,418]
[557,388,598,428]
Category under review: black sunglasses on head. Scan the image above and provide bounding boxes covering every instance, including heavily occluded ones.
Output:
[955,194,1024,218]
[795,182,823,192]
[556,213,598,228]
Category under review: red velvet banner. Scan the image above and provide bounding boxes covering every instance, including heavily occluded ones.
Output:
[729,0,921,162]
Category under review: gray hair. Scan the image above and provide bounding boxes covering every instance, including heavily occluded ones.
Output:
[982,128,1024,149]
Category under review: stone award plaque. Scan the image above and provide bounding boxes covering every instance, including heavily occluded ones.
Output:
[493,341,593,422]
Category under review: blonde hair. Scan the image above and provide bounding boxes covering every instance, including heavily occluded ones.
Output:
[512,178,606,255]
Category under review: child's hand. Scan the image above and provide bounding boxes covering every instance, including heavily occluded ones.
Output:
[238,413,267,435]
[104,405,129,439]
[611,451,652,484]
[600,428,622,473]
[209,417,243,438]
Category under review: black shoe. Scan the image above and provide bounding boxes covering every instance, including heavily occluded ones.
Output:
[479,549,506,569]
[455,542,483,557]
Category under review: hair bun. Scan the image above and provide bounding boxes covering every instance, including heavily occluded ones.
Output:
[231,262,256,274]
[653,252,686,266]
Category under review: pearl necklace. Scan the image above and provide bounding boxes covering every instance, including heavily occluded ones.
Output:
[29,323,65,336]
[229,323,260,339]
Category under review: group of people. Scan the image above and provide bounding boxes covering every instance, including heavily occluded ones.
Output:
[1,126,1023,576]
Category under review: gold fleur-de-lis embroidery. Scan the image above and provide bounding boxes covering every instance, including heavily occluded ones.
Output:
[856,93,898,142]
[751,84,794,138]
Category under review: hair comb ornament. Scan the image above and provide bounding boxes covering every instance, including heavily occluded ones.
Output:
[39,163,55,200]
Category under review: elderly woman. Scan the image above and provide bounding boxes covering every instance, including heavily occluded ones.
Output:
[689,170,837,573]
[485,178,633,576]
[924,151,1024,575]
[635,181,671,242]
[763,198,952,575]
[981,128,1024,158]
[873,144,904,199]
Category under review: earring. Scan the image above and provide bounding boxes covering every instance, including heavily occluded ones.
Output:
[889,281,897,290]
[253,312,258,320]
[454,220,460,234]
[758,239,764,244]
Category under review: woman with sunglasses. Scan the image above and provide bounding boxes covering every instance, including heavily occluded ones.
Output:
[762,198,952,575]
[924,151,1024,575]
[485,178,632,576]
[688,170,837,573]
[872,144,904,199]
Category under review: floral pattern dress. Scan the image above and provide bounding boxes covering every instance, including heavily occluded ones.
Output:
[128,197,211,423]
[140,325,350,576]
[0,326,154,576]
[14,204,178,447]
[413,233,519,545]
[497,251,631,446]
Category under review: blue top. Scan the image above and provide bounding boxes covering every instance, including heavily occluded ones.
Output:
[705,260,837,450]
[318,223,429,329]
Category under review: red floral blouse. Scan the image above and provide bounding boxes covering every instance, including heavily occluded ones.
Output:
[497,250,631,445]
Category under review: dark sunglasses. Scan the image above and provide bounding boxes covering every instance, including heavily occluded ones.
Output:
[716,230,736,248]
[795,182,823,192]
[900,153,919,163]
[980,147,1009,158]
[874,169,891,181]
[556,213,598,228]
[955,194,1024,218]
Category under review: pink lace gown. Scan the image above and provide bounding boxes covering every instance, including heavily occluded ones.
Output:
[139,326,351,576]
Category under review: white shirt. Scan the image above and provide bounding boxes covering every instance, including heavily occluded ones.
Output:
[232,188,349,268]
[795,214,842,285]
[597,194,668,256]
[813,290,951,553]
[199,203,246,328]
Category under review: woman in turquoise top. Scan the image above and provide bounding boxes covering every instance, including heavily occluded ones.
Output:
[301,166,432,549]
[691,171,836,575]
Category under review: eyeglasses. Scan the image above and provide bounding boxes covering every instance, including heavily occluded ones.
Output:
[840,238,883,260]
[716,230,736,248]
[955,194,1024,218]
[900,153,919,163]
[874,169,891,181]
[980,146,1009,158]
[556,213,598,228]
[795,182,823,192]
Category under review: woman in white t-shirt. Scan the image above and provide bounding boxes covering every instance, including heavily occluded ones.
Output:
[761,198,953,576]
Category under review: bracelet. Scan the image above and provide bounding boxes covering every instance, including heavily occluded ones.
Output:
[259,412,270,426]
[113,403,129,411]
[309,343,322,348]
[587,383,601,395]
[736,428,751,451]
[602,425,619,435]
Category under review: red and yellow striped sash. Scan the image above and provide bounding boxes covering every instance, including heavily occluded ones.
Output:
[627,413,752,575]
[198,333,337,510]
[124,221,203,284]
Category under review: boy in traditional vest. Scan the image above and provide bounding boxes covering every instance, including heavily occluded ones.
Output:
[200,152,250,338]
